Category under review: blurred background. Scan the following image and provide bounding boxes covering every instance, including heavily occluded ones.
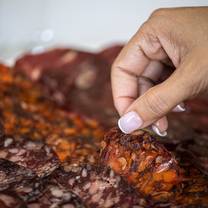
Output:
[0,0,208,64]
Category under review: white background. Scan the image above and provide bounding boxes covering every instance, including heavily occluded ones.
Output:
[0,0,208,63]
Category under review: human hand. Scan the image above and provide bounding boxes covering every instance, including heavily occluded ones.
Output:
[112,7,208,135]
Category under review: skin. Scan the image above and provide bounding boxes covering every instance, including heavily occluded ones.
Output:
[112,7,208,133]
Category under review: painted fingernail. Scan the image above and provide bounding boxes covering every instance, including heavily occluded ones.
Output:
[118,111,143,134]
[152,125,167,137]
[172,104,186,112]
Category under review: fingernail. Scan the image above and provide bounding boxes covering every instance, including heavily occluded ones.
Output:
[152,125,167,137]
[118,111,143,134]
[172,104,186,112]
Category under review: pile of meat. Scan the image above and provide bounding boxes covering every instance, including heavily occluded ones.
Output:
[0,45,206,207]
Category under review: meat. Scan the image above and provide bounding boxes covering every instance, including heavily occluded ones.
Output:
[0,136,59,177]
[0,42,207,207]
[14,46,123,127]
[0,192,25,208]
[100,127,183,196]
[0,159,35,191]
[27,183,86,208]
[53,164,151,208]
[0,64,104,165]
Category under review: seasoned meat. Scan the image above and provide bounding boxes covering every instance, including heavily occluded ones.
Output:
[100,127,183,196]
[27,183,86,208]
[0,192,25,208]
[0,135,59,177]
[0,159,35,191]
[53,164,151,208]
[0,64,104,165]
[14,47,120,127]
[97,45,123,65]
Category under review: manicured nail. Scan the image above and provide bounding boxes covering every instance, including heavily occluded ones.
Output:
[152,125,167,137]
[118,111,143,134]
[172,103,186,112]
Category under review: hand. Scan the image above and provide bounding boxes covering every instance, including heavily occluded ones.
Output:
[112,7,208,135]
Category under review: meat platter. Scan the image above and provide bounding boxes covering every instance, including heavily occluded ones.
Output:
[0,45,206,207]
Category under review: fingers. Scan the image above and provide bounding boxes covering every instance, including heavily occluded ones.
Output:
[152,117,168,137]
[112,21,168,116]
[118,67,191,134]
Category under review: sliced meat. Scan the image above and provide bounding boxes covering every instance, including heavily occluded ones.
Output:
[100,127,183,196]
[0,136,59,177]
[0,192,25,208]
[0,64,103,165]
[0,159,35,191]
[14,47,119,127]
[53,164,151,208]
[27,183,86,208]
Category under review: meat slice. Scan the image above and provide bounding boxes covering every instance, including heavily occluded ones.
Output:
[0,159,35,191]
[0,192,25,208]
[14,47,120,127]
[53,164,151,208]
[27,183,86,208]
[0,64,103,165]
[100,127,183,196]
[0,136,59,177]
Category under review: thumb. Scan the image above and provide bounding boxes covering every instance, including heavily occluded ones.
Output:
[118,70,191,134]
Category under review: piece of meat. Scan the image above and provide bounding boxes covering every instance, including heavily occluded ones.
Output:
[0,192,25,208]
[97,45,123,65]
[0,135,59,177]
[14,177,45,202]
[0,64,104,165]
[27,183,86,208]
[53,164,151,208]
[100,127,183,196]
[0,159,35,191]
[14,47,119,127]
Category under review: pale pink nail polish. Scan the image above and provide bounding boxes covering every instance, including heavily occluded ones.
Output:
[172,104,186,112]
[152,125,167,137]
[118,111,143,134]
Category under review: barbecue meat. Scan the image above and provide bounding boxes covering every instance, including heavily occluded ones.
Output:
[100,127,183,196]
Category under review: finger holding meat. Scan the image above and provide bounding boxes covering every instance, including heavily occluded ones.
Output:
[100,127,183,196]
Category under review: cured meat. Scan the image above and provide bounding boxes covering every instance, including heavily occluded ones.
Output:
[0,64,104,165]
[0,192,25,208]
[97,45,123,65]
[14,47,120,127]
[27,183,86,208]
[100,127,183,196]
[0,159,35,191]
[0,136,59,177]
[0,42,207,207]
[53,164,151,208]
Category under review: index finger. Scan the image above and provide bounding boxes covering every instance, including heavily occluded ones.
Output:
[111,22,168,116]
[111,31,150,115]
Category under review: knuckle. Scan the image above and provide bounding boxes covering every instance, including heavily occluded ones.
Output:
[140,32,162,57]
[150,8,170,18]
[143,89,169,118]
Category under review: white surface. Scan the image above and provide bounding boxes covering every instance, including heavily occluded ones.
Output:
[0,0,208,63]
